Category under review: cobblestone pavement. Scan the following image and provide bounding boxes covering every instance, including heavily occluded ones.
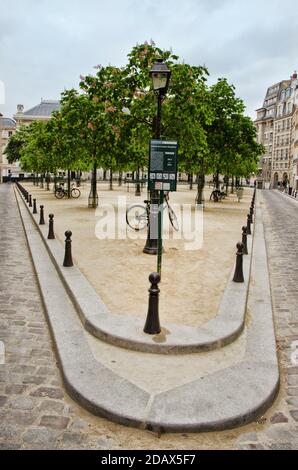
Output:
[0,184,298,449]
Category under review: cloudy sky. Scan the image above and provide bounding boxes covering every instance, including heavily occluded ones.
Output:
[0,0,297,119]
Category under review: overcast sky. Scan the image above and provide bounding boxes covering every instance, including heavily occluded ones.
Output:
[0,0,297,119]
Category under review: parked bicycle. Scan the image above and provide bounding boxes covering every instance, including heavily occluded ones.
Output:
[54,183,81,199]
[126,193,179,231]
[209,187,227,202]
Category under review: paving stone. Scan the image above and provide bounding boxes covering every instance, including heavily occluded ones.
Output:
[286,397,298,407]
[270,412,289,424]
[9,396,35,410]
[236,432,258,443]
[37,366,56,376]
[10,410,37,426]
[58,431,86,447]
[0,425,23,448]
[22,376,45,385]
[289,410,298,422]
[286,368,298,375]
[38,400,65,414]
[30,387,64,399]
[23,427,61,447]
[0,396,7,407]
[287,376,298,386]
[5,384,27,395]
[39,415,70,430]
[286,387,298,396]
[237,443,264,450]
[269,442,293,450]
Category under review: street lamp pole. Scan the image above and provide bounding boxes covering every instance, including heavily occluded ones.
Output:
[143,59,171,255]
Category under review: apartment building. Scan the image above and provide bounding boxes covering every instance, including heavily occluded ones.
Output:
[255,72,298,188]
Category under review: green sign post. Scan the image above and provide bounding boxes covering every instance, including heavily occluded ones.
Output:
[148,140,178,276]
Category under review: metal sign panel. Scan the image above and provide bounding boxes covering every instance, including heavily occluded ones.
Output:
[148,140,178,191]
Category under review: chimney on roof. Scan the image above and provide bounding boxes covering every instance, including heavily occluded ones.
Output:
[17,104,24,113]
[292,71,297,80]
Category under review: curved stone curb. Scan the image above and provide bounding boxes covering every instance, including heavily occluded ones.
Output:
[14,187,279,432]
[15,185,254,354]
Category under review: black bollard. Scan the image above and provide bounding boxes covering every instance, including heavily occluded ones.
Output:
[250,206,254,224]
[47,214,55,239]
[63,231,73,267]
[143,272,161,335]
[242,226,248,255]
[233,242,244,283]
[25,191,29,202]
[33,199,37,214]
[29,194,32,207]
[39,205,45,225]
[246,213,251,235]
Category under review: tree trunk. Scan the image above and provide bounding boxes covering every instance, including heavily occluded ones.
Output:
[88,162,98,208]
[225,175,229,194]
[109,169,113,190]
[215,171,219,190]
[46,172,50,191]
[189,174,193,190]
[67,169,71,198]
[135,166,141,196]
[231,176,235,194]
[118,172,123,186]
[196,173,205,205]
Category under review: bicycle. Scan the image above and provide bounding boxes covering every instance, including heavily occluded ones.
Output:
[126,193,179,231]
[54,184,81,199]
[209,187,227,202]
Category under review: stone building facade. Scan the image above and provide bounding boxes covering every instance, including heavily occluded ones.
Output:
[0,115,17,182]
[0,100,61,181]
[13,100,60,127]
[255,72,298,188]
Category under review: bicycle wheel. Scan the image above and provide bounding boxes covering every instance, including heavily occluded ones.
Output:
[126,205,148,231]
[71,188,81,198]
[54,188,65,199]
[168,205,179,231]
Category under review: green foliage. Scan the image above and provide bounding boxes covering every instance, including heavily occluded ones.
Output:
[7,40,264,184]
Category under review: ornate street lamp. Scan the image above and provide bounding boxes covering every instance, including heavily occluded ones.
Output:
[149,59,171,140]
[143,59,171,254]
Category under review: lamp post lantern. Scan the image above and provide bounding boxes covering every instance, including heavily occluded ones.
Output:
[143,59,171,255]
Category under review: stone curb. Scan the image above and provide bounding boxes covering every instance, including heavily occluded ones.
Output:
[274,189,298,204]
[14,187,279,432]
[15,184,253,354]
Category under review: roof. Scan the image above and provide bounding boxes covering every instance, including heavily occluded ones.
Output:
[0,117,16,129]
[23,100,60,117]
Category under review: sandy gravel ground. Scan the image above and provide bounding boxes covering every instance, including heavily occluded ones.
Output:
[22,181,253,327]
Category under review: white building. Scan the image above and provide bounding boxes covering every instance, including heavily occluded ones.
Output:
[0,115,17,182]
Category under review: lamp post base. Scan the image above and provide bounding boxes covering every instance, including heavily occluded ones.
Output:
[143,239,158,255]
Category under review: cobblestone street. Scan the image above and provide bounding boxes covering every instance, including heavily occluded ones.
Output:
[0,184,298,449]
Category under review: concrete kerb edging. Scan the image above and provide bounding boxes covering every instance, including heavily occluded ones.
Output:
[15,184,254,353]
[15,184,254,354]
[14,185,280,432]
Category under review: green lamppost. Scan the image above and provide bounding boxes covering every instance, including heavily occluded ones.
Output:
[143,59,171,255]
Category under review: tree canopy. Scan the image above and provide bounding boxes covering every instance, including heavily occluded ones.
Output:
[6,40,264,190]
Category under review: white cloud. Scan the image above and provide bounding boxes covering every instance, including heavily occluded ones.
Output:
[0,0,297,119]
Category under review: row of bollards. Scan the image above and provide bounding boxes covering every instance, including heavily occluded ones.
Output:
[232,188,256,284]
[16,181,256,337]
[16,181,73,268]
[143,188,257,335]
